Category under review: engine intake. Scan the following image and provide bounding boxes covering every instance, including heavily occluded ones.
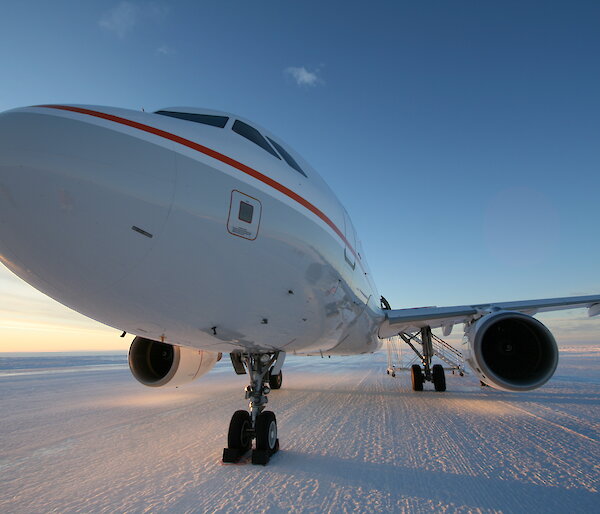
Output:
[128,337,220,387]
[465,311,559,391]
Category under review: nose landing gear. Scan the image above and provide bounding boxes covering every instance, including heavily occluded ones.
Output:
[223,352,283,465]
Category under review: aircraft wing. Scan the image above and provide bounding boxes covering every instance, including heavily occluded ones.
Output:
[378,294,600,338]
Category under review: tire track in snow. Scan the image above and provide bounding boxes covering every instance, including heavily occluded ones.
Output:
[499,401,599,443]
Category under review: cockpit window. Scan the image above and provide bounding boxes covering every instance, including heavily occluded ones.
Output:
[155,111,229,128]
[266,137,307,177]
[232,120,280,159]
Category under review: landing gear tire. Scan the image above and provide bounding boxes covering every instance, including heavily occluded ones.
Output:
[411,364,424,391]
[432,364,446,392]
[223,410,252,462]
[223,352,281,465]
[252,411,279,465]
[228,410,251,450]
[269,370,283,390]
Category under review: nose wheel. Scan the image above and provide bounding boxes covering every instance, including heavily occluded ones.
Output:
[252,410,279,465]
[227,410,252,452]
[223,352,281,465]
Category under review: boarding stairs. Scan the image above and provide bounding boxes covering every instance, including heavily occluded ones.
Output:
[386,329,466,378]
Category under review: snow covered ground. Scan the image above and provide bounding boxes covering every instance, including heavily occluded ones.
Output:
[1,347,598,513]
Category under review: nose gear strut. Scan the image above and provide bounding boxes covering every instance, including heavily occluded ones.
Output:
[223,352,281,465]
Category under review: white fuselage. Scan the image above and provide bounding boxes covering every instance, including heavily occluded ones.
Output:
[0,105,383,355]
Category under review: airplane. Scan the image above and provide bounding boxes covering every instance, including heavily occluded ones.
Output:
[0,104,598,465]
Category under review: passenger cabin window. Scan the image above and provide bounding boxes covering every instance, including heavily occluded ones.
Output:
[232,120,280,159]
[155,111,229,128]
[266,137,307,177]
[238,201,254,223]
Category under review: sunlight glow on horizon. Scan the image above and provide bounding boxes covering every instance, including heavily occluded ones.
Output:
[0,265,127,352]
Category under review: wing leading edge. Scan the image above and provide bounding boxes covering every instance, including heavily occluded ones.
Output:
[378,294,600,338]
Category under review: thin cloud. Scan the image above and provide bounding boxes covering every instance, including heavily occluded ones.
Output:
[99,2,138,38]
[147,2,169,19]
[99,1,169,38]
[285,66,323,87]
[156,44,174,56]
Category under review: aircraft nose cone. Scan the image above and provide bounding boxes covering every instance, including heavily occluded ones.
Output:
[0,106,176,307]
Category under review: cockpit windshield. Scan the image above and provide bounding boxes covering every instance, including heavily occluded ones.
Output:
[155,111,228,128]
[266,137,306,177]
[232,120,280,160]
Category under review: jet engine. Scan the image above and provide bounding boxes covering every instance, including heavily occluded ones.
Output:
[463,311,559,391]
[128,336,220,387]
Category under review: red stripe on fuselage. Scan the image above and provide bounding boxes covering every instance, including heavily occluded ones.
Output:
[37,105,359,263]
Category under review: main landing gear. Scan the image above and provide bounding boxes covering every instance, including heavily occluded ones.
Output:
[402,327,447,392]
[387,326,465,391]
[223,351,284,465]
[410,362,446,391]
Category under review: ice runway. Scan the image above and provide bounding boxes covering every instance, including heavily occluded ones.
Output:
[1,348,599,513]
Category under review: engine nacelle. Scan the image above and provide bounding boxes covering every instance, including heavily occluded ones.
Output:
[463,311,558,392]
[128,337,220,387]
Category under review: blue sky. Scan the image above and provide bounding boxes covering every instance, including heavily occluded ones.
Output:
[1,1,599,350]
